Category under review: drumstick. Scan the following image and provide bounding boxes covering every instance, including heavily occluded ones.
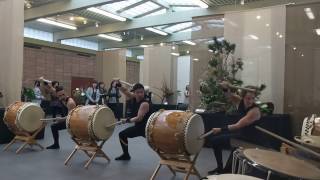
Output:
[255,126,320,159]
[228,85,256,92]
[198,130,213,139]
[105,121,123,128]
[40,117,67,122]
[112,78,134,87]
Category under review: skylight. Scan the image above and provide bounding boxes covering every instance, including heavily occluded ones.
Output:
[158,22,194,33]
[122,1,160,18]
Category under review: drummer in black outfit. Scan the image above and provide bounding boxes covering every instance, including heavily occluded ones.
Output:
[208,81,261,175]
[115,81,151,161]
[46,86,76,149]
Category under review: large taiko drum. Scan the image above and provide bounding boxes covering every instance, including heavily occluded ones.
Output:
[66,105,116,141]
[146,110,204,155]
[3,101,44,134]
[207,174,263,180]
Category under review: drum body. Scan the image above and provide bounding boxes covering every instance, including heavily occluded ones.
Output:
[66,105,116,141]
[3,101,44,134]
[207,174,262,180]
[232,148,320,180]
[146,110,204,155]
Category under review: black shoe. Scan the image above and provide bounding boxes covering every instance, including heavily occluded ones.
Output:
[115,154,131,161]
[208,168,223,175]
[46,144,60,149]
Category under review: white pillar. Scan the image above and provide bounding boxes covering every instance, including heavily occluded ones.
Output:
[0,0,24,107]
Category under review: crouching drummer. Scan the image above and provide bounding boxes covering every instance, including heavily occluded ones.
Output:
[46,86,76,149]
[208,82,261,175]
[115,81,151,161]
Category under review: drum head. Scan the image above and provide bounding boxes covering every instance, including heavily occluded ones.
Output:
[294,135,320,150]
[207,174,263,180]
[244,149,320,180]
[184,114,204,155]
[17,103,44,132]
[90,106,116,140]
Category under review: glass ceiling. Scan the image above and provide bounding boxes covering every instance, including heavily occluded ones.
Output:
[98,0,207,19]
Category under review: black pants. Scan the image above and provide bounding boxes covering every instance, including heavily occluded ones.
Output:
[50,121,66,146]
[118,125,145,156]
[40,100,50,116]
[209,134,232,171]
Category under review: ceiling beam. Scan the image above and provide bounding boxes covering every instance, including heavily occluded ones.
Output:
[54,8,217,41]
[116,0,149,14]
[99,28,223,50]
[25,0,125,21]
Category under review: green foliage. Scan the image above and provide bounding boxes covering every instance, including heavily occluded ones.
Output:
[22,88,35,101]
[199,37,244,112]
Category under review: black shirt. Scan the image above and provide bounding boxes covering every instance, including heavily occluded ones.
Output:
[237,99,261,143]
[127,98,151,128]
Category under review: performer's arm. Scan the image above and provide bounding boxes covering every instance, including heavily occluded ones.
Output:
[127,102,149,123]
[212,107,261,134]
[219,81,241,105]
[118,82,135,100]
[66,98,76,111]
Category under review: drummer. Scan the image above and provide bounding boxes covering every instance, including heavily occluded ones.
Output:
[46,86,76,149]
[208,81,261,175]
[115,81,151,161]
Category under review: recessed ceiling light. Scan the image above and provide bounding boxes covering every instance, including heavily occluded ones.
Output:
[304,8,315,20]
[279,34,283,38]
[208,49,213,52]
[256,15,261,20]
[83,20,87,24]
[182,40,196,46]
[266,24,270,27]
[140,36,144,41]
[37,18,77,30]
[248,34,259,40]
[193,58,199,61]
[69,16,74,21]
[140,45,149,48]
[171,52,179,56]
[95,22,99,27]
[172,46,176,50]
[293,47,297,50]
[315,29,320,35]
[186,50,190,54]
[301,54,304,57]
[276,32,280,36]
[98,34,123,42]
[240,0,245,5]
[160,43,164,46]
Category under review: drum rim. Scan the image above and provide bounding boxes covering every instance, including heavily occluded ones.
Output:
[145,111,160,152]
[66,105,80,138]
[3,101,20,132]
[16,102,43,132]
[243,148,320,179]
[183,113,204,155]
[90,105,115,141]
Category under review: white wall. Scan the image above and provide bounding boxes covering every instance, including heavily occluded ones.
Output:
[0,0,24,107]
[224,5,286,113]
[177,56,191,103]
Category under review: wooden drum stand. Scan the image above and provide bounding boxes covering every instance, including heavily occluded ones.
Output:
[3,123,46,154]
[64,137,110,169]
[150,151,201,180]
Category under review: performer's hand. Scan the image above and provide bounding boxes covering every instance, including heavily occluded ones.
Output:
[116,81,122,88]
[120,119,127,124]
[212,128,222,135]
[219,81,230,89]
